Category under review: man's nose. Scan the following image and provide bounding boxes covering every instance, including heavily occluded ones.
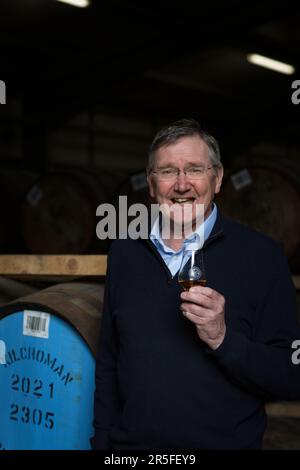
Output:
[173,172,192,192]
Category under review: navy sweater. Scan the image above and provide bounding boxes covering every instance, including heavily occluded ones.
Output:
[93,212,300,449]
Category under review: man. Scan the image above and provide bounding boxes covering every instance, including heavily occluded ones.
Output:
[92,119,300,450]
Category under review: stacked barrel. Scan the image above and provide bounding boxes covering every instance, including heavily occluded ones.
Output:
[0,282,104,450]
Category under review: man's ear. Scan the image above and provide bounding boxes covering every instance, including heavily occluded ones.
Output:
[214,166,223,195]
[147,172,155,198]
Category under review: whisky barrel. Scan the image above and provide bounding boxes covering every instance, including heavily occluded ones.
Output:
[0,281,104,449]
[0,277,38,306]
[115,171,152,208]
[216,165,300,259]
[263,416,300,449]
[21,169,117,254]
[113,171,155,236]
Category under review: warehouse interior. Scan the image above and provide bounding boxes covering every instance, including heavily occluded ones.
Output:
[0,0,300,450]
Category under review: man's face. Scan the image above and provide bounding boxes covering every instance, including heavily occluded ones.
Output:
[147,135,223,230]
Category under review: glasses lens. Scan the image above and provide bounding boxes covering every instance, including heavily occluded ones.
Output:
[157,169,177,180]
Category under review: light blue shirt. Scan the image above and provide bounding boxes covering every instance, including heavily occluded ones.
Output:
[149,203,217,277]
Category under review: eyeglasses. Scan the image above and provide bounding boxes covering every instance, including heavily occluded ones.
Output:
[151,166,217,181]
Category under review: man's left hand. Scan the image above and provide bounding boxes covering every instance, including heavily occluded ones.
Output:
[180,286,226,350]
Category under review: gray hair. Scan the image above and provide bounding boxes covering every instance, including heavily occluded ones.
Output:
[147,118,222,172]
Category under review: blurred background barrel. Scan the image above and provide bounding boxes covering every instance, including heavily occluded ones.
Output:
[216,165,300,265]
[0,281,104,450]
[21,169,115,254]
[0,277,39,307]
[263,414,300,449]
[0,170,38,254]
[113,170,154,235]
[115,170,151,207]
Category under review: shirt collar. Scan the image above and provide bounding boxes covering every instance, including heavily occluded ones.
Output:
[150,203,217,254]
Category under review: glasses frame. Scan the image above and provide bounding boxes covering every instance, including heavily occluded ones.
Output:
[151,165,218,181]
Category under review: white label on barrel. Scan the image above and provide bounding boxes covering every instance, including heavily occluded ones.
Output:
[26,185,43,207]
[23,311,50,339]
[0,340,6,364]
[231,169,252,190]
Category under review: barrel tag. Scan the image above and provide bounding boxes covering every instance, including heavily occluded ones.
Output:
[26,185,43,207]
[23,311,50,339]
[231,169,252,190]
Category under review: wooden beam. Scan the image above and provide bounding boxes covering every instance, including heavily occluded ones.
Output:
[0,255,107,277]
[293,275,300,291]
[266,402,300,418]
[0,256,298,287]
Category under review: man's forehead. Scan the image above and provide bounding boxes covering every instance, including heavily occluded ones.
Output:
[154,136,209,164]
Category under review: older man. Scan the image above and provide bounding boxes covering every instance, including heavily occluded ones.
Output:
[92,119,300,450]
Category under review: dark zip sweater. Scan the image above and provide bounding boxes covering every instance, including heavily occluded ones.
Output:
[93,211,300,450]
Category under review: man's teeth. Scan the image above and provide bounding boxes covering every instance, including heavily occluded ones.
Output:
[172,198,194,203]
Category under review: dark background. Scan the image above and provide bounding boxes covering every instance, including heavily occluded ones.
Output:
[0,0,300,269]
[0,1,300,452]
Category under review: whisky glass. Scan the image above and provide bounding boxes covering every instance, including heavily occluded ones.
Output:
[178,250,206,291]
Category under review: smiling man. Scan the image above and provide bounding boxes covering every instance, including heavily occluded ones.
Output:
[147,131,223,249]
[92,119,300,450]
[147,123,223,251]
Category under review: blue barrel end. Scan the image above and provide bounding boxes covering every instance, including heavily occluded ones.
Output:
[0,310,95,450]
